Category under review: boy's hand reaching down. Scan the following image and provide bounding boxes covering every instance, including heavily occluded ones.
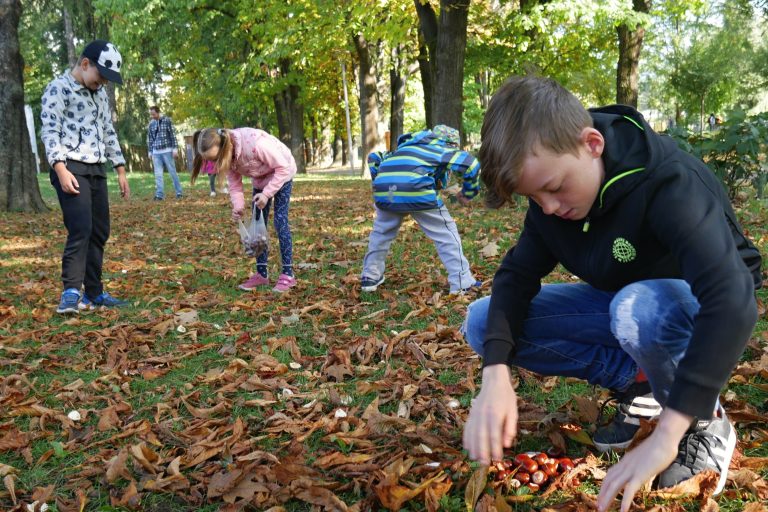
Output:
[463,364,519,464]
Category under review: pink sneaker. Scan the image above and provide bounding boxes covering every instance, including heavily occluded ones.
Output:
[238,273,270,290]
[273,273,297,293]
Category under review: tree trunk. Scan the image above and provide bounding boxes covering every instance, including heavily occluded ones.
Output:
[389,44,407,151]
[273,59,306,174]
[274,93,290,142]
[310,113,319,166]
[353,32,380,178]
[332,130,342,166]
[414,0,438,128]
[477,69,491,110]
[616,0,651,107]
[0,0,47,212]
[433,0,469,135]
[288,83,306,174]
[63,5,78,67]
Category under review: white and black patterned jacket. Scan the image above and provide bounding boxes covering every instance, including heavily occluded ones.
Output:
[40,72,125,168]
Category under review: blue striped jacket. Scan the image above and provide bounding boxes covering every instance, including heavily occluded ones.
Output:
[368,130,480,212]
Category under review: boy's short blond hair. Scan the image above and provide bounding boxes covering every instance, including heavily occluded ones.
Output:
[479,76,593,208]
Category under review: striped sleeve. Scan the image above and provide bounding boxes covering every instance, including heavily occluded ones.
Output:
[444,150,480,199]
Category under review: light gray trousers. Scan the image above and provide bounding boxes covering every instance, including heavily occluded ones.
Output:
[361,205,476,292]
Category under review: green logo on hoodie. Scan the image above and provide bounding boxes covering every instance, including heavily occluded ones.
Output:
[612,238,636,263]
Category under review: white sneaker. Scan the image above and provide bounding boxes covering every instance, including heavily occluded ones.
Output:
[656,406,737,495]
[210,191,216,197]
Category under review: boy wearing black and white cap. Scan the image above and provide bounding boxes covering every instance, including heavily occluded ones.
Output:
[40,40,131,313]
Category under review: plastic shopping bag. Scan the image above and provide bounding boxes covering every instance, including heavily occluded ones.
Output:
[237,204,268,257]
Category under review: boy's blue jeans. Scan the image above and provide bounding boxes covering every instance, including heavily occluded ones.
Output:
[461,280,700,407]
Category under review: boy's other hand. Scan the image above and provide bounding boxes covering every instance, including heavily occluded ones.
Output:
[463,364,518,465]
[232,209,244,222]
[55,166,80,195]
[597,408,692,512]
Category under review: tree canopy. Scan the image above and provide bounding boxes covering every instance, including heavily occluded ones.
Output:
[17,0,768,155]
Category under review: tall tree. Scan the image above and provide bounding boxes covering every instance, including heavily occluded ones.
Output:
[415,0,471,135]
[432,0,470,131]
[353,32,381,173]
[414,0,438,127]
[389,44,409,149]
[616,0,652,106]
[0,0,47,212]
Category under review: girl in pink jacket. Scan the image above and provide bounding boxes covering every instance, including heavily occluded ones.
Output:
[192,127,297,292]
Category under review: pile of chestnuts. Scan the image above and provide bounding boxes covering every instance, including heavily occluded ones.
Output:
[491,451,575,493]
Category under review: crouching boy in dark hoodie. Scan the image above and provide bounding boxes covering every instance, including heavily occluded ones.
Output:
[461,75,761,512]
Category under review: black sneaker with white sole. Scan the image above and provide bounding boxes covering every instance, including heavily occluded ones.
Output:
[593,381,662,452]
[656,406,736,495]
[361,275,385,292]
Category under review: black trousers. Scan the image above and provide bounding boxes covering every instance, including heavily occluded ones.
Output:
[50,169,110,298]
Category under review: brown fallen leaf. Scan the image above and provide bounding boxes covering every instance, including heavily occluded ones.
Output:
[97,406,122,431]
[313,451,377,469]
[648,469,718,500]
[479,241,500,258]
[375,472,448,511]
[0,427,30,451]
[424,479,453,512]
[55,488,88,512]
[110,480,141,510]
[105,450,132,483]
[0,462,17,477]
[3,474,16,505]
[465,464,489,512]
[181,399,229,418]
[207,468,244,499]
[290,478,350,511]
[728,468,768,499]
[739,456,768,471]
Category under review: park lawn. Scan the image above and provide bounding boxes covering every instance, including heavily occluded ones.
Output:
[0,170,766,511]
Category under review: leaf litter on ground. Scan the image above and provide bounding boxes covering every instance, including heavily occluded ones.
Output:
[0,175,767,510]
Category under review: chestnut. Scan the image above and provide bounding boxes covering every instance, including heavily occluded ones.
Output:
[527,482,540,492]
[495,469,510,481]
[508,478,522,489]
[543,462,559,477]
[514,453,532,465]
[558,458,575,472]
[516,471,531,484]
[533,453,549,466]
[520,459,538,473]
[531,470,548,485]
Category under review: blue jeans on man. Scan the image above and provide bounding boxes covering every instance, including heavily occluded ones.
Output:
[152,151,183,199]
[461,279,700,405]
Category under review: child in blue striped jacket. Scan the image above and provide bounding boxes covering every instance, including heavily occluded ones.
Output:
[360,124,481,293]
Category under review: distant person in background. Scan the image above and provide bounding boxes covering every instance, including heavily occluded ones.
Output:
[147,106,183,200]
[202,160,217,197]
[708,113,717,132]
